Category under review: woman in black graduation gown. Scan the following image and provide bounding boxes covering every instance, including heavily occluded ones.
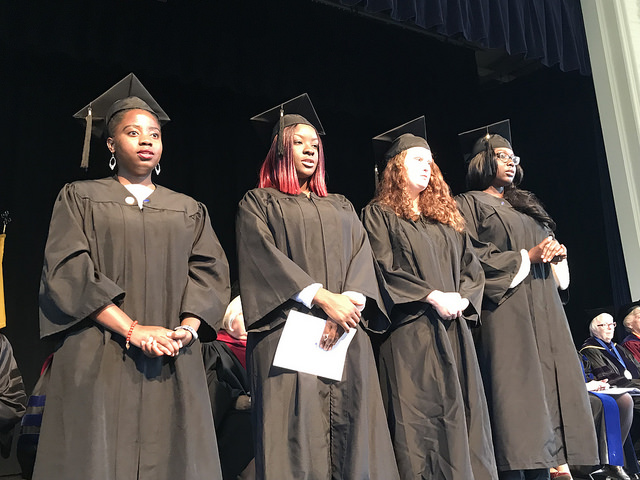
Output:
[35,74,230,480]
[0,334,27,459]
[236,94,399,480]
[455,122,598,480]
[361,118,497,480]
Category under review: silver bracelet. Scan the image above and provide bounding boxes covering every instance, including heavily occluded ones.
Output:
[174,325,198,348]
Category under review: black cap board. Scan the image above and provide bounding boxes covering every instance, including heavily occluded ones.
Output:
[372,116,429,181]
[73,73,170,169]
[458,119,512,163]
[617,300,640,325]
[584,307,616,335]
[250,93,324,157]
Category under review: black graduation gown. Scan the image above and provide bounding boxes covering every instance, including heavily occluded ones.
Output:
[456,190,598,471]
[361,202,497,480]
[580,341,640,460]
[0,333,27,458]
[201,341,253,480]
[236,188,399,480]
[35,177,230,480]
[580,337,640,388]
[621,334,640,364]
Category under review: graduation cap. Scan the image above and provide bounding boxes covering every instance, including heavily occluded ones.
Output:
[73,73,170,169]
[372,116,429,183]
[250,93,324,157]
[458,119,512,163]
[584,306,616,329]
[617,300,640,326]
[586,306,614,317]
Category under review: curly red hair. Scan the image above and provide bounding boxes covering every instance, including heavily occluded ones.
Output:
[373,150,465,232]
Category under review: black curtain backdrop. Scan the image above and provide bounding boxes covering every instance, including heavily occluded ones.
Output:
[0,0,624,391]
[326,0,591,74]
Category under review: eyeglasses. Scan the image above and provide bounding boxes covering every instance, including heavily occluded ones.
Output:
[596,322,616,328]
[495,152,520,165]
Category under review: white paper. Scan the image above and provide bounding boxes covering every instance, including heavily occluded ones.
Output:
[272,310,357,381]
[597,387,640,395]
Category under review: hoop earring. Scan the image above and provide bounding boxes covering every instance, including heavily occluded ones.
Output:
[109,154,116,171]
[154,163,161,175]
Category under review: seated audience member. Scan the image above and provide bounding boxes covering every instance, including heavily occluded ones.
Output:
[580,312,640,388]
[620,301,640,363]
[552,340,640,479]
[201,296,253,480]
[581,311,640,470]
[16,355,52,480]
[575,372,640,479]
[0,333,27,458]
[216,295,247,368]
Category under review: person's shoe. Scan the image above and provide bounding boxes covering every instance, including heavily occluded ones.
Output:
[590,464,631,480]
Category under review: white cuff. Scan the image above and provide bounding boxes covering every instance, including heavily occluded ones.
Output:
[342,291,366,312]
[551,259,570,290]
[509,250,531,288]
[293,283,323,309]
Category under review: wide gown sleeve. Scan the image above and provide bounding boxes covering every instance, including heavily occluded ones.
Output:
[342,203,391,333]
[39,184,125,338]
[456,193,524,305]
[580,347,632,387]
[236,190,319,328]
[362,204,483,325]
[342,203,385,301]
[361,204,434,308]
[180,203,230,330]
[457,231,484,325]
[0,334,27,457]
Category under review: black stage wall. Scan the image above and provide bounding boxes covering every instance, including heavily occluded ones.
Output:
[0,0,620,390]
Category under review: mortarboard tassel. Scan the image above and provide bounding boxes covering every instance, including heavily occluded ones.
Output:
[483,130,492,158]
[80,105,93,170]
[277,105,285,158]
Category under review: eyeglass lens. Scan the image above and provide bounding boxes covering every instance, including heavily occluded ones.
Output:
[596,323,616,328]
[495,152,520,165]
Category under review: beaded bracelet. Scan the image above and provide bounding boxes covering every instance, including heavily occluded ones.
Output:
[125,321,138,350]
[174,325,198,348]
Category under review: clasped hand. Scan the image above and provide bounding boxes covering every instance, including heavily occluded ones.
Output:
[313,289,361,351]
[426,291,469,320]
[529,236,567,264]
[586,379,609,392]
[130,325,191,358]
